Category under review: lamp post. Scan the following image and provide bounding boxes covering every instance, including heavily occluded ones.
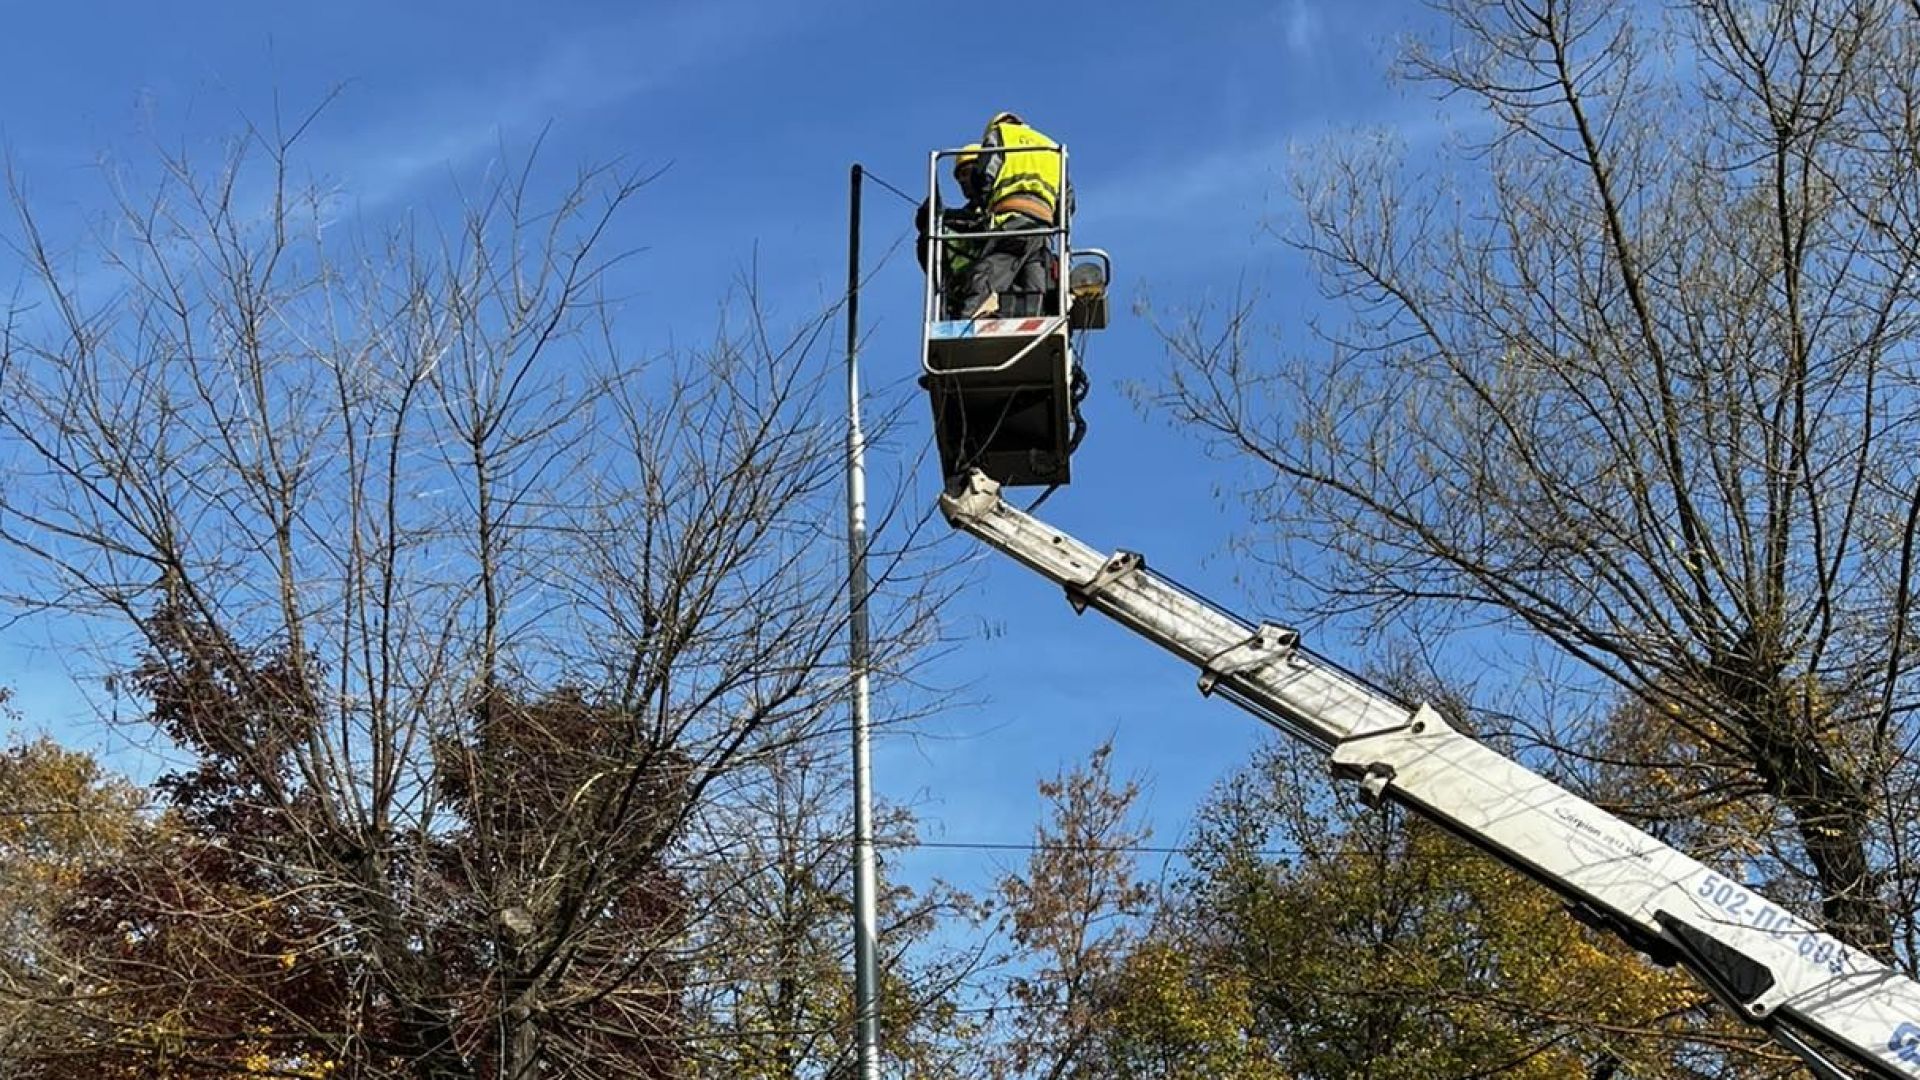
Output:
[844,163,881,1080]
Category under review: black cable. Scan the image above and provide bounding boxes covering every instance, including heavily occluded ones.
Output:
[1065,338,1091,455]
[0,804,1444,862]
[861,168,922,208]
[950,385,1020,481]
[1023,331,1093,514]
[1026,483,1061,513]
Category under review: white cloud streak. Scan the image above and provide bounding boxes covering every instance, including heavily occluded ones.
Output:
[317,0,808,209]
[1283,0,1324,60]
[1075,99,1493,236]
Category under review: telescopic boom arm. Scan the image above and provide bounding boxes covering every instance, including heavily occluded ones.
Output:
[941,470,1920,1080]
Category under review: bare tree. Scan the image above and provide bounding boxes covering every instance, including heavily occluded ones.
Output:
[679,743,990,1080]
[1154,0,1920,962]
[0,108,942,1078]
[989,742,1153,1080]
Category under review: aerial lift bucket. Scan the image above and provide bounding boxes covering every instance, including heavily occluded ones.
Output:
[924,313,1075,486]
[920,142,1110,488]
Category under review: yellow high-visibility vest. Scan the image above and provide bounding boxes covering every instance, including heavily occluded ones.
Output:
[982,121,1062,226]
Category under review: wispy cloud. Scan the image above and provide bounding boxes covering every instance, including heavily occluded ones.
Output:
[6,1,814,319]
[317,0,807,209]
[1075,137,1288,233]
[1282,0,1325,60]
[1075,99,1493,239]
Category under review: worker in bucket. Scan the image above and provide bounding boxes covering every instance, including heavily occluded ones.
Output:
[916,144,989,319]
[956,112,1062,319]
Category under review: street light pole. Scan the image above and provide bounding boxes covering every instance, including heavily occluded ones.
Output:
[845,162,882,1080]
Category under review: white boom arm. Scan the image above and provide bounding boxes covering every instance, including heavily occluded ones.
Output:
[941,470,1920,1080]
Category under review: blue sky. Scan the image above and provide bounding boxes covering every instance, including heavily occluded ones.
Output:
[0,0,1466,895]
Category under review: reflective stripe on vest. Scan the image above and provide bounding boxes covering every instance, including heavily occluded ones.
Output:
[985,122,1061,225]
[947,239,976,276]
[942,211,982,275]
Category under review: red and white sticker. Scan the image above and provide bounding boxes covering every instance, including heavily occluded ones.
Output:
[971,317,1057,335]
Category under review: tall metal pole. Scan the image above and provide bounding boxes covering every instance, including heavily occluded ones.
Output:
[845,163,883,1080]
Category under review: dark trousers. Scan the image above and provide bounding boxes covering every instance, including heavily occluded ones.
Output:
[958,213,1053,318]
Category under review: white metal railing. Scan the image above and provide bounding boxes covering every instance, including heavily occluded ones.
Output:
[919,141,1072,376]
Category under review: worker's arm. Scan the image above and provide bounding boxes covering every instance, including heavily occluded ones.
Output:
[976,124,1005,196]
[940,206,984,234]
[914,198,933,270]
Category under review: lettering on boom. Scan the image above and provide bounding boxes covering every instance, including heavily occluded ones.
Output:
[1695,871,1852,977]
[1551,806,1657,863]
[1890,1021,1920,1065]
